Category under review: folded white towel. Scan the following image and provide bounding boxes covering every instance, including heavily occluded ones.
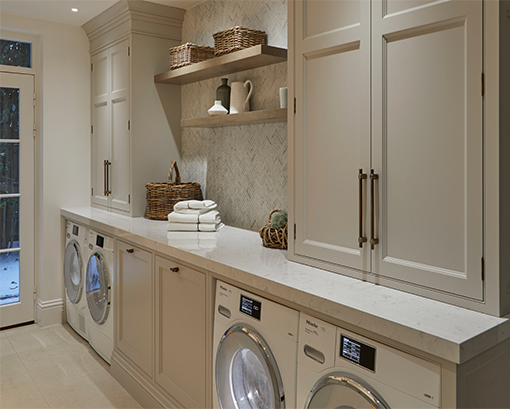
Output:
[173,200,217,212]
[167,222,224,232]
[168,210,220,224]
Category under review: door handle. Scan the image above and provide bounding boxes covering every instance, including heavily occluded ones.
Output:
[103,160,108,196]
[126,248,134,254]
[358,169,367,248]
[370,169,379,250]
[105,160,111,195]
[169,267,179,273]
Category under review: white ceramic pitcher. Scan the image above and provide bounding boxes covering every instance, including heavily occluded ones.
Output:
[229,80,253,114]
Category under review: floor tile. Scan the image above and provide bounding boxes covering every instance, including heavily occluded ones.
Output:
[0,353,41,401]
[0,389,50,409]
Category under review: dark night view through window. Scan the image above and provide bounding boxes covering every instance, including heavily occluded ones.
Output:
[0,39,32,68]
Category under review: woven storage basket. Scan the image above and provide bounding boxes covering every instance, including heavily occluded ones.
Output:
[213,26,266,57]
[259,209,288,250]
[145,161,203,220]
[169,42,214,70]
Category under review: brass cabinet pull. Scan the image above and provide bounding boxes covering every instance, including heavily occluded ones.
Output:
[103,160,108,196]
[105,160,112,195]
[358,169,367,248]
[370,169,379,250]
[126,248,134,254]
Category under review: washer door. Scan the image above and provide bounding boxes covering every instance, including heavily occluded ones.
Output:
[64,240,83,304]
[305,373,388,409]
[86,251,110,324]
[216,325,285,409]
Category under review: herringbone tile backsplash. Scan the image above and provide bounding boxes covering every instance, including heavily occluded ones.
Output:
[180,0,288,231]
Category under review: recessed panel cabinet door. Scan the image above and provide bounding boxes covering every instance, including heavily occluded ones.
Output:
[116,241,153,377]
[155,256,207,409]
[293,0,371,271]
[371,0,483,299]
[91,49,109,208]
[110,40,130,213]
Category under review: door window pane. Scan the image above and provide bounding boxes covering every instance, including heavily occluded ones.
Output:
[0,197,19,250]
[0,40,32,68]
[1,87,20,139]
[0,250,20,305]
[0,143,20,194]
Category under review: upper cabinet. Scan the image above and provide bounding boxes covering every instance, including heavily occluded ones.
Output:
[288,0,510,316]
[83,0,185,216]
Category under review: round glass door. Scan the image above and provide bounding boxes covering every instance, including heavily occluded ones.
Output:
[305,374,388,409]
[216,325,284,409]
[86,251,110,324]
[64,240,83,304]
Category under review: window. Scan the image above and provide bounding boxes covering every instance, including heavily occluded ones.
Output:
[0,39,32,68]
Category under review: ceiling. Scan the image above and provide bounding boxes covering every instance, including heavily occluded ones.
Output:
[0,0,204,26]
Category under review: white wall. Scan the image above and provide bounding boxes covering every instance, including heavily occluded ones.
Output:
[1,13,91,326]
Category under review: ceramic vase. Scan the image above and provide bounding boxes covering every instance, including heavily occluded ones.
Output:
[208,100,228,116]
[216,78,231,113]
[229,80,253,114]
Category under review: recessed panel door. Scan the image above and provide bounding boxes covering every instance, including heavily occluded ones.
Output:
[293,0,371,271]
[371,0,483,299]
[0,71,34,328]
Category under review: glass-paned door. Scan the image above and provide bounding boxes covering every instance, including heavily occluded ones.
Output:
[0,71,35,328]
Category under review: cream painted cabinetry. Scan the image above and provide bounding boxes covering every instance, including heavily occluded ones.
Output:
[289,0,510,315]
[84,0,185,216]
[155,256,208,408]
[116,241,153,377]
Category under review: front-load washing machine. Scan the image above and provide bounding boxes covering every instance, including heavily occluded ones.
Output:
[85,230,114,364]
[63,221,89,340]
[213,281,299,409]
[297,313,442,409]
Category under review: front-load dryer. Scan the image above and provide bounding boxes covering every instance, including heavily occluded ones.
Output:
[63,221,88,340]
[213,281,299,409]
[85,230,114,364]
[297,313,442,409]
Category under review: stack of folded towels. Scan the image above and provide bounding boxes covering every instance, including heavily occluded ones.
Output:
[167,200,223,232]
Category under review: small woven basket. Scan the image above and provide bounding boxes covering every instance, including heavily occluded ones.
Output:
[259,209,288,250]
[145,161,203,220]
[213,26,266,57]
[169,43,214,70]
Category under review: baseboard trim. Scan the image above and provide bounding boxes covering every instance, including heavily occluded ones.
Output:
[36,298,64,327]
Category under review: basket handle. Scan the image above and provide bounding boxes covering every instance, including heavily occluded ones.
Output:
[268,209,281,224]
[168,160,181,184]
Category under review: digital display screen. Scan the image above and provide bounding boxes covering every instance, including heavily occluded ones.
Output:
[72,225,79,236]
[340,335,376,372]
[96,235,104,248]
[240,295,261,321]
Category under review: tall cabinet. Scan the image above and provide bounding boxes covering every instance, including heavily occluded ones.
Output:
[288,0,510,316]
[83,0,185,216]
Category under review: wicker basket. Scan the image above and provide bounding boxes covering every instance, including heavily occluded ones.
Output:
[259,209,288,250]
[213,26,266,57]
[145,161,203,220]
[169,43,214,70]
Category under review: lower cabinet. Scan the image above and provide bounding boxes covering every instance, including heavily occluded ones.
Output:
[116,241,154,377]
[155,256,207,409]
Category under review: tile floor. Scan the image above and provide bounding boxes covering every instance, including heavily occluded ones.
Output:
[0,323,142,409]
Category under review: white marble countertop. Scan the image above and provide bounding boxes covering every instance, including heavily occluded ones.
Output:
[61,206,510,364]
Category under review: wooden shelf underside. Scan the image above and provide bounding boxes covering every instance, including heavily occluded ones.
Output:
[154,45,287,85]
[181,108,287,128]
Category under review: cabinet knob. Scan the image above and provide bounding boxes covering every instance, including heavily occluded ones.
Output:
[170,267,179,273]
[126,248,134,253]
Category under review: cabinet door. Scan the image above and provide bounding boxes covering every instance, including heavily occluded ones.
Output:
[116,241,153,376]
[371,0,483,299]
[155,256,207,409]
[293,0,371,270]
[91,49,110,208]
[109,39,130,213]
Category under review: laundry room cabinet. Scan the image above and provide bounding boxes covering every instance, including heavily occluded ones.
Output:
[83,0,185,217]
[154,256,208,409]
[288,0,510,315]
[116,241,153,377]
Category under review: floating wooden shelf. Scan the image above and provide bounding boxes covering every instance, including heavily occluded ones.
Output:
[154,45,287,85]
[181,108,287,128]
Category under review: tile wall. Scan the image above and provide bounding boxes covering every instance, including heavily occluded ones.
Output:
[180,0,288,231]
